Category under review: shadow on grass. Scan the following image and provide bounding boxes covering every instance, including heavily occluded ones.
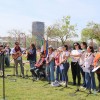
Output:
[59,86,73,91]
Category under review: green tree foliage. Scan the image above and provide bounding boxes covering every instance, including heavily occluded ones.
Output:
[46,16,78,45]
[81,22,100,42]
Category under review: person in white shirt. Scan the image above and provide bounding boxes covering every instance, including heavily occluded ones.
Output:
[11,42,24,77]
[46,45,56,86]
[70,42,82,86]
[82,46,96,93]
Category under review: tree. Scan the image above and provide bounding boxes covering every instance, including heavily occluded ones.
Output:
[8,29,27,47]
[81,22,100,43]
[8,29,21,42]
[46,16,78,45]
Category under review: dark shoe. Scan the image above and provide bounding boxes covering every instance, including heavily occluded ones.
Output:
[78,83,80,86]
[16,74,18,77]
[21,74,25,78]
[73,82,76,85]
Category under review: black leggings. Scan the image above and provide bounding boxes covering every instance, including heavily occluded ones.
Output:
[71,62,81,85]
[97,73,100,89]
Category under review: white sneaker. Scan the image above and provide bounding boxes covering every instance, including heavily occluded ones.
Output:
[84,88,87,91]
[59,82,63,85]
[59,81,66,86]
[55,80,59,84]
[80,86,86,89]
[51,82,60,87]
[63,82,66,86]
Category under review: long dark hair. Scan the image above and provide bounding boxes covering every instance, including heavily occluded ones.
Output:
[88,46,94,53]
[73,42,81,50]
[81,42,87,49]
[64,45,68,51]
[31,43,36,49]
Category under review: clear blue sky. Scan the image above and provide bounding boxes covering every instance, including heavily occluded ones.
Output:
[0,0,100,39]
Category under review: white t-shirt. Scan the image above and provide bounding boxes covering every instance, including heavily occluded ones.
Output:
[47,52,55,62]
[60,51,70,63]
[71,50,82,62]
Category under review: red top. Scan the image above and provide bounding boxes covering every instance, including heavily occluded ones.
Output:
[55,54,60,66]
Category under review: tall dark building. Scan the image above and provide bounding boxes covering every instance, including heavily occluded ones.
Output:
[32,21,45,40]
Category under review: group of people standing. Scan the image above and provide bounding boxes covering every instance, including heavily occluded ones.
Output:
[45,42,100,94]
[0,41,100,94]
[0,44,11,76]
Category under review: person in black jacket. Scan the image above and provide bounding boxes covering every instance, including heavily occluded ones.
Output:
[27,43,36,78]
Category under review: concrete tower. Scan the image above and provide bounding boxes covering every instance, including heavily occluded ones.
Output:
[32,21,45,40]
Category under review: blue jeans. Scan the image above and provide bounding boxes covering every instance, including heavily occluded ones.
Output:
[5,54,10,67]
[55,66,62,81]
[80,67,86,87]
[29,60,36,77]
[29,60,35,69]
[61,62,69,83]
[85,72,96,90]
[46,60,55,82]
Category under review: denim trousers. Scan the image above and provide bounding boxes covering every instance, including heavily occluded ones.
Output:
[46,60,55,82]
[29,60,35,69]
[29,60,36,77]
[5,54,10,67]
[61,62,69,83]
[85,72,96,90]
[55,66,62,81]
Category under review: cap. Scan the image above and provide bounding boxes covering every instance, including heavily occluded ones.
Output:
[48,45,53,49]
[57,47,62,51]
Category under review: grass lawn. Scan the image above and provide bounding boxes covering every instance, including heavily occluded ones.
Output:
[0,58,100,100]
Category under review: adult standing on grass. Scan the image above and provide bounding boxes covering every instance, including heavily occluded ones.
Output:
[4,44,11,67]
[80,42,87,88]
[55,47,62,82]
[46,45,56,86]
[70,42,82,86]
[11,42,24,78]
[59,45,70,87]
[93,47,100,92]
[27,43,36,79]
[0,45,3,76]
[82,46,96,94]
